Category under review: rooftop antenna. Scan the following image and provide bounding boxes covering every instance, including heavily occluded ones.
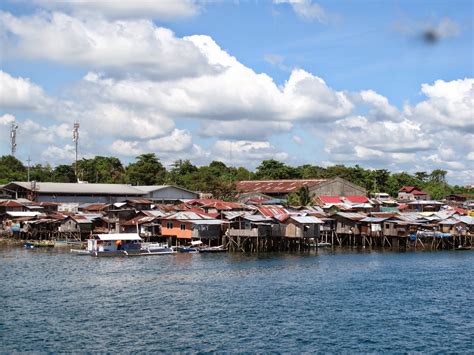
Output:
[27,156,31,182]
[73,121,80,180]
[10,123,18,156]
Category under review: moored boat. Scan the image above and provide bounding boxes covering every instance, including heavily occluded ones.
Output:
[24,240,55,249]
[71,234,176,256]
[198,245,227,253]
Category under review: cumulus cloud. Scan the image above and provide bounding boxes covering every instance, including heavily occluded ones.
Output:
[407,78,474,131]
[33,0,201,20]
[199,120,293,140]
[0,70,51,110]
[0,11,218,80]
[212,140,288,167]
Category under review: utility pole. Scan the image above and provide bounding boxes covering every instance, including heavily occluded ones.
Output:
[73,121,80,180]
[27,156,31,182]
[10,123,18,156]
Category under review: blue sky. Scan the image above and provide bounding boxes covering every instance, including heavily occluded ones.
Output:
[0,0,472,184]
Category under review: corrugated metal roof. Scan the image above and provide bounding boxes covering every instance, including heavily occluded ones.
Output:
[236,179,327,194]
[6,211,42,217]
[336,212,367,221]
[344,196,369,203]
[8,182,145,195]
[455,216,474,225]
[164,211,212,220]
[191,220,223,225]
[290,216,324,224]
[319,196,343,204]
[360,217,388,223]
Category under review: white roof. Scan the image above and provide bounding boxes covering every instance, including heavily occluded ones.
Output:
[290,216,324,224]
[95,233,142,241]
[7,182,145,195]
[191,220,223,225]
[6,211,42,217]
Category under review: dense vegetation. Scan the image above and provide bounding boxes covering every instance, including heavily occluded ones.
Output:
[0,154,471,200]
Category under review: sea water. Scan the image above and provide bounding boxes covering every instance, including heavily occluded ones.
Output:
[1,247,473,352]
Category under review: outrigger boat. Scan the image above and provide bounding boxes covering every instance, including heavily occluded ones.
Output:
[71,233,175,257]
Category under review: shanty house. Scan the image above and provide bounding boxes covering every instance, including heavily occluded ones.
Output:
[225,212,275,238]
[160,212,223,241]
[398,186,430,201]
[281,216,324,238]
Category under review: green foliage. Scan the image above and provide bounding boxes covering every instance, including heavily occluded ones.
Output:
[77,156,125,183]
[125,153,165,185]
[0,154,469,200]
[255,159,299,179]
[0,155,27,183]
[52,165,76,182]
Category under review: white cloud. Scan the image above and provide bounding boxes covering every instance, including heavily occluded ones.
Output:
[212,140,288,166]
[146,129,193,152]
[69,103,175,140]
[0,70,51,110]
[109,140,144,157]
[407,78,474,130]
[199,120,293,140]
[356,90,400,121]
[42,144,76,162]
[292,135,303,144]
[33,0,201,20]
[0,11,217,80]
[274,1,328,24]
[0,113,16,125]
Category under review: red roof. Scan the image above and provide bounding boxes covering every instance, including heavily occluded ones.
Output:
[318,196,343,204]
[0,200,24,207]
[344,196,369,203]
[236,179,327,194]
[200,201,244,210]
[454,207,468,215]
[399,186,416,193]
[257,206,289,219]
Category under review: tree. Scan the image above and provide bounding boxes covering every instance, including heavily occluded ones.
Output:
[429,169,447,184]
[76,156,125,183]
[52,165,76,182]
[125,154,166,185]
[0,155,27,183]
[255,159,299,180]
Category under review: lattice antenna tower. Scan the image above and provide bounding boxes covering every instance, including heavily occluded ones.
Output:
[73,121,80,179]
[10,122,18,156]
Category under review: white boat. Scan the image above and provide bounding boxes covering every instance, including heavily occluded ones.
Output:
[71,234,175,257]
[141,242,174,254]
[317,242,332,247]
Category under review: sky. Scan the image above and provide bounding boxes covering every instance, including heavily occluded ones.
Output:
[0,0,473,185]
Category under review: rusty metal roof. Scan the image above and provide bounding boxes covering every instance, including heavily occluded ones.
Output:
[236,179,327,194]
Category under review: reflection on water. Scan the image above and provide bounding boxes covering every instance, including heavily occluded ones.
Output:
[1,246,473,352]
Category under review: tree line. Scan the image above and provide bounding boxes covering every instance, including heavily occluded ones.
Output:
[0,154,471,200]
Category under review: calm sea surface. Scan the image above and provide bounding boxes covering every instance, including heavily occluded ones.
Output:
[1,246,473,353]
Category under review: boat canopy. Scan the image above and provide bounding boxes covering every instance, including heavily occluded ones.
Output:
[95,233,142,241]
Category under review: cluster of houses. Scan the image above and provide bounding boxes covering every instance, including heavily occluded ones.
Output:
[0,180,473,251]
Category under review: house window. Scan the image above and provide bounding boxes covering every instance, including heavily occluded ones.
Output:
[385,224,390,229]
[166,222,173,229]
[180,224,186,231]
